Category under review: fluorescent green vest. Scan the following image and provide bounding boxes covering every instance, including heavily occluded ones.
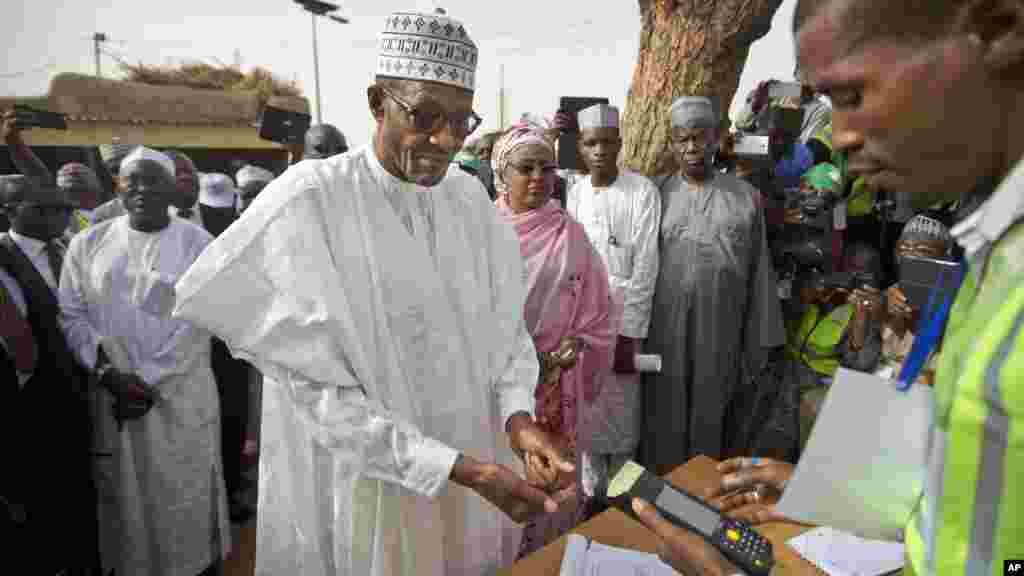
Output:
[786,303,854,377]
[905,222,1024,576]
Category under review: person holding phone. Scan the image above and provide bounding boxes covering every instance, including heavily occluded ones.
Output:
[875,214,954,384]
[634,0,1024,573]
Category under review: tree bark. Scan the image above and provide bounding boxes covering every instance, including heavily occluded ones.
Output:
[622,0,784,177]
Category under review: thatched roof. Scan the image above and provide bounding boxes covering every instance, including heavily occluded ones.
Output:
[0,72,309,127]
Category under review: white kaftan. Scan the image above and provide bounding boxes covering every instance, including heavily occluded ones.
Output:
[567,171,661,456]
[172,145,539,576]
[58,216,229,576]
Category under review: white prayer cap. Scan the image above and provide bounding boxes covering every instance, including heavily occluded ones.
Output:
[199,173,238,208]
[899,214,952,250]
[376,8,478,91]
[120,147,175,180]
[669,96,716,130]
[577,104,620,130]
[235,165,275,188]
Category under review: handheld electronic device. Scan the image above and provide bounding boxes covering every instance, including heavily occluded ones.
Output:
[13,105,68,130]
[257,105,311,145]
[557,96,610,171]
[599,460,774,576]
[899,255,962,311]
[732,134,771,161]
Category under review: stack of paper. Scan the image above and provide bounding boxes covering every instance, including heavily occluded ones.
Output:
[559,534,678,576]
[776,368,932,541]
[788,527,905,576]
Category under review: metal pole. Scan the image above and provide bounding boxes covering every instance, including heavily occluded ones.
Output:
[311,13,322,124]
[93,33,105,77]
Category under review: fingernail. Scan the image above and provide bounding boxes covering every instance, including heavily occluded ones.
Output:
[632,498,646,513]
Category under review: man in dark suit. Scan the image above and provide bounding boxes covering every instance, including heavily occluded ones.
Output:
[0,174,99,575]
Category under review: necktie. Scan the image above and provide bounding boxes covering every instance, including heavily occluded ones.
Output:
[0,285,36,373]
[45,240,64,285]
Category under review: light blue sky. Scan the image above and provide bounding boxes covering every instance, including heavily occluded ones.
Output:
[3,0,798,148]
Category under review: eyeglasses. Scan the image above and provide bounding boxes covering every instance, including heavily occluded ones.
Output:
[509,162,557,177]
[380,86,482,138]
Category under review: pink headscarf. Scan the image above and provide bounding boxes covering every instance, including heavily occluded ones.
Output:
[491,122,555,196]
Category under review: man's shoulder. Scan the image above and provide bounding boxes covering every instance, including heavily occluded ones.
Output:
[169,217,214,245]
[67,217,118,252]
[714,171,759,196]
[618,169,658,188]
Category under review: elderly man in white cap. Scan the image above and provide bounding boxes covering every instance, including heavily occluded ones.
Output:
[172,8,572,575]
[58,146,229,576]
[564,102,661,518]
[640,97,784,473]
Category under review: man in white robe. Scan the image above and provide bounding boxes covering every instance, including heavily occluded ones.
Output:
[173,9,572,576]
[566,104,661,513]
[59,147,229,576]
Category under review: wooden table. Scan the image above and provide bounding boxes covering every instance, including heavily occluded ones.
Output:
[498,456,824,575]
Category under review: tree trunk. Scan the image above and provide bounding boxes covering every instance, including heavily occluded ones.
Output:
[622,0,784,177]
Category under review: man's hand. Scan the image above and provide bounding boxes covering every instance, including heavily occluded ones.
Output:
[552,110,577,134]
[451,454,575,524]
[507,412,575,490]
[101,369,158,421]
[849,286,883,323]
[613,335,639,374]
[632,498,739,576]
[707,457,794,503]
[885,284,913,333]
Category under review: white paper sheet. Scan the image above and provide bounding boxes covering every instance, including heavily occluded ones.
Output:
[788,527,904,576]
[776,368,932,541]
[559,534,678,576]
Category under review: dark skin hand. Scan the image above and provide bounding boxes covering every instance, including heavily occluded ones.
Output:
[101,368,159,423]
[449,452,575,524]
[847,285,883,350]
[632,498,739,576]
[506,412,575,491]
[705,457,811,526]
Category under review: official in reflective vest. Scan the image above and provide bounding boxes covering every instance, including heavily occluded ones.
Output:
[905,159,1024,576]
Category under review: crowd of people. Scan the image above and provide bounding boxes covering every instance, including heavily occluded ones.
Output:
[2,0,1021,575]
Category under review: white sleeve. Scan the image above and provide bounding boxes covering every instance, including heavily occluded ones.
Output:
[277,367,459,498]
[621,177,661,339]
[57,237,102,370]
[493,317,539,429]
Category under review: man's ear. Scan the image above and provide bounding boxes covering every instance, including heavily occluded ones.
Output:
[961,0,1024,72]
[367,84,386,122]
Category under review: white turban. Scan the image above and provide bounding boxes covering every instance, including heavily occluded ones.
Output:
[235,165,275,188]
[120,147,175,180]
[578,104,620,130]
[669,96,716,130]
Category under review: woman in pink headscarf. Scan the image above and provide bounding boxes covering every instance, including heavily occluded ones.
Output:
[493,123,616,558]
